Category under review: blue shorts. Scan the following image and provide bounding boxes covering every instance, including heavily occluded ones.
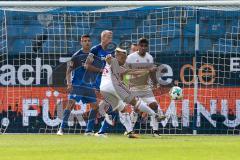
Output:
[68,85,97,104]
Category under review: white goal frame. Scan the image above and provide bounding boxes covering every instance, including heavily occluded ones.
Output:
[0,1,240,7]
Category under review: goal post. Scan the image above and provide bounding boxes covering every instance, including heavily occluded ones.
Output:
[0,1,240,7]
[0,1,240,135]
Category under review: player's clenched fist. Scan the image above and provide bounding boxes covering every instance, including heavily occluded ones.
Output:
[105,54,112,64]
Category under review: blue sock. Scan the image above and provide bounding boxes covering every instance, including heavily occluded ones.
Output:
[98,120,110,134]
[99,111,118,134]
[85,109,97,133]
[60,109,71,129]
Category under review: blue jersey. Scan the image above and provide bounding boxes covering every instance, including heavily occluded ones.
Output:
[91,44,114,89]
[68,49,97,104]
[71,49,94,87]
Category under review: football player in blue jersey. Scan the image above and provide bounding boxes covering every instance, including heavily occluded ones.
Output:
[57,34,99,135]
[84,30,118,137]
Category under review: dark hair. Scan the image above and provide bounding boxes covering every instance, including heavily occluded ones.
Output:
[138,38,149,45]
[81,34,90,41]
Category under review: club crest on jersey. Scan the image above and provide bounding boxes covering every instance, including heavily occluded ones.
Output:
[101,56,105,61]
[147,59,150,63]
[136,59,139,62]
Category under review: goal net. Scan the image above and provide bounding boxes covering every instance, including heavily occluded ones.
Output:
[0,1,240,135]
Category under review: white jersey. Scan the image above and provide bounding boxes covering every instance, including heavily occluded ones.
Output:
[100,58,134,109]
[100,58,126,92]
[100,63,114,91]
[126,51,154,91]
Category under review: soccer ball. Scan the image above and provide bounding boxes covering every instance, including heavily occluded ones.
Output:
[169,86,183,100]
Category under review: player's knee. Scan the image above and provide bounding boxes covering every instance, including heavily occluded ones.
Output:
[134,108,140,114]
[129,97,137,106]
[119,106,128,113]
[149,102,158,111]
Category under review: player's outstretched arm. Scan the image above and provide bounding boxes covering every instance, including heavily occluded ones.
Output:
[66,61,73,92]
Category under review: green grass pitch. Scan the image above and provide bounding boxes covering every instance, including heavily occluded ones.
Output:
[0,134,239,160]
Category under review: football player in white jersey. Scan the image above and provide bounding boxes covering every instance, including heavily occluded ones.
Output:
[98,47,165,138]
[125,38,164,137]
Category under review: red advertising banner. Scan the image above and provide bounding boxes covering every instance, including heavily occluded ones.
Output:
[1,87,239,116]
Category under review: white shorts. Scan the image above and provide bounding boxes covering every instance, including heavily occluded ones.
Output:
[101,79,135,100]
[130,87,157,105]
[100,83,127,111]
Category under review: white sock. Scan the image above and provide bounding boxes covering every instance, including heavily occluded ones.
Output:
[119,112,133,133]
[130,111,138,129]
[150,115,159,130]
[135,99,155,116]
